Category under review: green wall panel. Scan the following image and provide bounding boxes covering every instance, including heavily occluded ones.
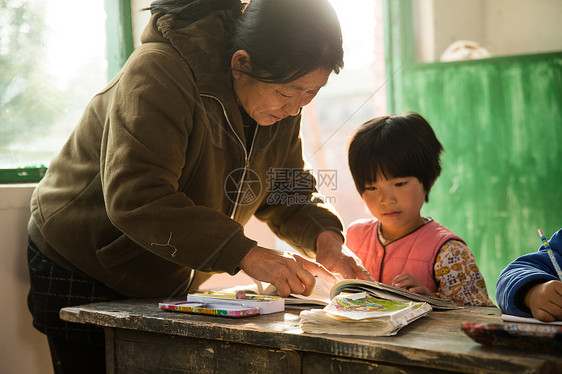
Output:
[105,0,134,80]
[397,53,562,300]
[402,55,562,299]
[384,1,562,301]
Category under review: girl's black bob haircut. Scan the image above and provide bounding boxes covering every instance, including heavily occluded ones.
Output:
[348,112,444,202]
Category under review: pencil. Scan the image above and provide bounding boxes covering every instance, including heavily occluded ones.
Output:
[537,229,562,280]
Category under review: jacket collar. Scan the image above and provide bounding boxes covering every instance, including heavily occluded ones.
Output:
[141,12,238,114]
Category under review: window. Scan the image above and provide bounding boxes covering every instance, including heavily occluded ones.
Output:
[300,0,387,229]
[0,0,132,181]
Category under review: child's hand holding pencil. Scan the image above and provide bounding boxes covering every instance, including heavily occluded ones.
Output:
[521,229,562,322]
[538,229,562,280]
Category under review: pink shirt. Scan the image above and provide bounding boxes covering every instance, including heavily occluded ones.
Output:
[346,218,463,293]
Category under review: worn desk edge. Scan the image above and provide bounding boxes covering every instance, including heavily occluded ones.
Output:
[60,300,562,374]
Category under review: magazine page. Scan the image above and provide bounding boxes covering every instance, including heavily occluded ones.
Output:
[285,277,332,307]
[324,292,431,321]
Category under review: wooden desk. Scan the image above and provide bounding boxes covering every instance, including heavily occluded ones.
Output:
[61,300,561,373]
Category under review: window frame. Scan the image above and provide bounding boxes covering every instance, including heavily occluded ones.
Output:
[0,0,134,184]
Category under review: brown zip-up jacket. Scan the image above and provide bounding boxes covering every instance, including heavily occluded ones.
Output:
[28,11,343,297]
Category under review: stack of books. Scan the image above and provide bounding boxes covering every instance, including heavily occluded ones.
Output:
[299,291,432,336]
[159,291,284,318]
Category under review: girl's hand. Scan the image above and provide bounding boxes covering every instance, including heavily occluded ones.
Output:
[391,273,432,296]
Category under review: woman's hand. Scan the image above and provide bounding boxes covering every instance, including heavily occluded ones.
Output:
[391,273,432,296]
[524,280,562,322]
[239,246,337,297]
[315,231,374,281]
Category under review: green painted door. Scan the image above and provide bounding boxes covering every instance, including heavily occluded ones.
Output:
[384,0,562,301]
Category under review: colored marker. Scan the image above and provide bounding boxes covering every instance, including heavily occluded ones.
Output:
[538,229,562,280]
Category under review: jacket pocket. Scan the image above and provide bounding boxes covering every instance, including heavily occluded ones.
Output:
[96,234,146,269]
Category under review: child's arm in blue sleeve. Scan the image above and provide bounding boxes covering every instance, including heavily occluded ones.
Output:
[496,229,562,317]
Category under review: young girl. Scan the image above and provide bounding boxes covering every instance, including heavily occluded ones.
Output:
[346,112,495,306]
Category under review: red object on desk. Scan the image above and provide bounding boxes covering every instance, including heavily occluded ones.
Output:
[461,321,562,351]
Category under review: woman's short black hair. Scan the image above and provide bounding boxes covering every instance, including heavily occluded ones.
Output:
[231,0,344,83]
[348,112,444,202]
[147,0,344,84]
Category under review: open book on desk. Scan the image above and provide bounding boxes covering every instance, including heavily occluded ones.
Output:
[287,278,460,310]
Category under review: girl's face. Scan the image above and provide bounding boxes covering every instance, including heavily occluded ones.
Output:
[232,51,330,126]
[361,174,427,242]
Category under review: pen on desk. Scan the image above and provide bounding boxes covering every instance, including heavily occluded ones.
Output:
[537,229,562,280]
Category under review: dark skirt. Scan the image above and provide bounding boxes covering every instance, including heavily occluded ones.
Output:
[27,237,124,345]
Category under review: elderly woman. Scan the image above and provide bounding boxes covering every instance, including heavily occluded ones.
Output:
[27,0,371,372]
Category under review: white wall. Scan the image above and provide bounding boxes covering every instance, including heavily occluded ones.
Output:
[415,0,562,62]
[482,0,562,57]
[0,185,52,374]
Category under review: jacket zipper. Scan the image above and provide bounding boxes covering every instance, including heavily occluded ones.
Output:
[231,127,258,220]
[200,94,258,220]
